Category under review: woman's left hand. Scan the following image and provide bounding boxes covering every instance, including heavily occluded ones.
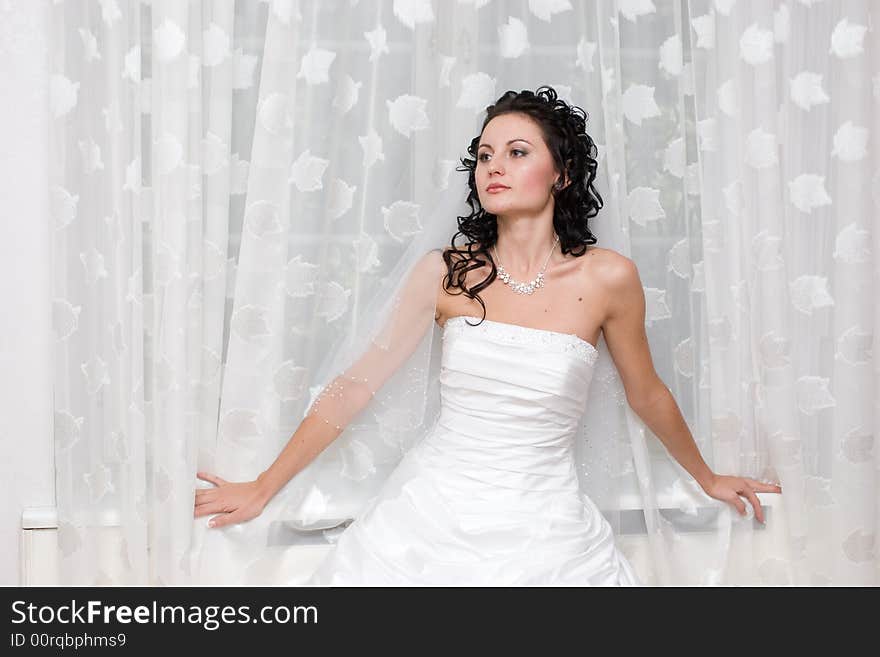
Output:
[194,472,267,528]
[700,474,782,524]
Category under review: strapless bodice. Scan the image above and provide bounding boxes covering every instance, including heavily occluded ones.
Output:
[437,315,599,449]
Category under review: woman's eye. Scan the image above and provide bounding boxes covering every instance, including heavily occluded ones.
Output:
[478,149,526,161]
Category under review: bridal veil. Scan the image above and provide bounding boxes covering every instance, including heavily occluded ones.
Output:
[191,159,721,588]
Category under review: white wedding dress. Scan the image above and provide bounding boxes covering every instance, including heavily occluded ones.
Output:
[305,315,642,586]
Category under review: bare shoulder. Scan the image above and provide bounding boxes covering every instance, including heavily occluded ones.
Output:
[418,246,453,277]
[584,246,640,291]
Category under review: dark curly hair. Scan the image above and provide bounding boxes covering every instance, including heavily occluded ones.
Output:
[441,85,603,325]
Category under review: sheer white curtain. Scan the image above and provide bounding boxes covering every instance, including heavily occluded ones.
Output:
[688,0,878,584]
[48,0,877,585]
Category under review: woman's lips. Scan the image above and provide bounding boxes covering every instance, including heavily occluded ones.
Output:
[486,186,509,193]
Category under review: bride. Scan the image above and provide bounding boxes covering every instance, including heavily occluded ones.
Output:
[193,86,782,585]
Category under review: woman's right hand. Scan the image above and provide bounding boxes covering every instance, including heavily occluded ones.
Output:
[194,471,268,529]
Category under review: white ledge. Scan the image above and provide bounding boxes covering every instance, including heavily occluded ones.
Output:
[21,506,58,529]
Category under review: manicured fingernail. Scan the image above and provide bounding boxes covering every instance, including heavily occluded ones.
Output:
[208,520,215,528]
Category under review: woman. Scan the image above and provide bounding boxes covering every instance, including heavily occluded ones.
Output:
[194,86,782,585]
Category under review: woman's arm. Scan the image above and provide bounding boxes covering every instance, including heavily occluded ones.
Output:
[194,413,341,528]
[597,253,781,522]
[194,248,447,528]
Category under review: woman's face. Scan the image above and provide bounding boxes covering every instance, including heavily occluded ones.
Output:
[474,112,563,218]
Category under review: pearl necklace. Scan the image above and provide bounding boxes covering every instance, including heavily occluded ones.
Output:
[493,235,559,295]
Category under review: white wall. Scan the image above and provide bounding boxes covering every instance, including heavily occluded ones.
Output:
[0,0,53,585]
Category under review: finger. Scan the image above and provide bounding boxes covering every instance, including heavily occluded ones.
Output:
[741,488,765,523]
[729,495,747,516]
[209,512,238,529]
[748,479,782,493]
[194,495,216,507]
[194,502,229,518]
[197,471,227,486]
[196,471,227,487]
[194,504,216,518]
[194,489,216,503]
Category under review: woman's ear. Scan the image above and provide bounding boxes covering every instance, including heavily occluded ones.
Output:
[555,159,574,190]
[554,171,571,190]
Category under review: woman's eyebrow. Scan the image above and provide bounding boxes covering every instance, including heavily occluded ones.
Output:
[477,139,532,150]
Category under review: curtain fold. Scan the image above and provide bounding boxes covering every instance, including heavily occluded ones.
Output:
[48,0,878,585]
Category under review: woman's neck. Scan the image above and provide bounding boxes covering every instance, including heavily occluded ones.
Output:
[493,219,558,276]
